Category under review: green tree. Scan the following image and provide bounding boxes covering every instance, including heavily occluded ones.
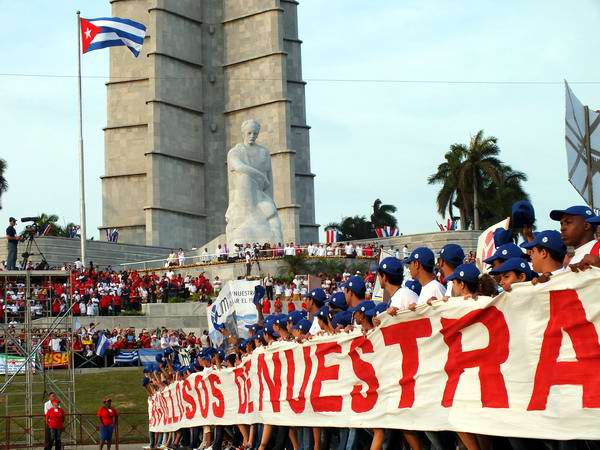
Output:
[430,130,528,230]
[326,215,374,241]
[370,199,397,228]
[0,158,7,210]
[427,145,467,229]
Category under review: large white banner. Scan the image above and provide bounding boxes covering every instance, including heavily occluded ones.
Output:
[207,279,259,346]
[151,270,600,440]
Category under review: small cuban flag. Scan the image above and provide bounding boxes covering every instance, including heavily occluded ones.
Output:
[80,17,146,57]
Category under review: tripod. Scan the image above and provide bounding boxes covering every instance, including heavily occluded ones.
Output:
[20,233,49,270]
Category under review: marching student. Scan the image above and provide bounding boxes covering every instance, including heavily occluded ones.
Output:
[342,275,367,309]
[520,230,567,277]
[375,256,419,315]
[549,205,599,264]
[445,264,497,301]
[304,288,327,335]
[489,257,536,292]
[438,244,465,296]
[483,243,529,271]
[404,247,446,306]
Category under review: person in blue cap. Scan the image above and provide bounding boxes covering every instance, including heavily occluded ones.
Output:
[342,275,366,309]
[445,263,497,300]
[272,314,291,340]
[291,318,312,340]
[489,257,536,292]
[549,205,598,264]
[520,230,567,277]
[349,300,376,330]
[483,243,529,271]
[331,310,353,331]
[315,305,333,334]
[304,288,327,335]
[327,291,348,313]
[376,257,417,315]
[438,244,465,296]
[404,247,446,306]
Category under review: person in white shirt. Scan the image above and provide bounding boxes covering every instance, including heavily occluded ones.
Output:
[356,245,363,257]
[521,230,567,276]
[201,248,210,263]
[345,243,354,257]
[177,248,185,266]
[402,244,409,259]
[304,288,326,335]
[404,247,446,307]
[550,205,598,265]
[376,257,420,313]
[74,258,84,271]
[437,244,465,297]
[317,245,326,257]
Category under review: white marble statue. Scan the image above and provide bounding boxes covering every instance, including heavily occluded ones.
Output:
[225,120,283,248]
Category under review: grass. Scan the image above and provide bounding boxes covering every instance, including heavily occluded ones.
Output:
[0,367,149,445]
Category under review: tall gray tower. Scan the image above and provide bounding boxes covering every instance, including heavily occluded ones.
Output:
[101,0,318,248]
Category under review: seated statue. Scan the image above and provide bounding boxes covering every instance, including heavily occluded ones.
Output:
[225,120,284,248]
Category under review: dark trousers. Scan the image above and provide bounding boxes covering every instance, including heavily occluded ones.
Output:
[246,263,251,276]
[45,428,61,450]
[266,286,274,300]
[6,244,17,270]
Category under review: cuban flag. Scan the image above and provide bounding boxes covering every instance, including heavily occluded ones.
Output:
[375,226,399,238]
[80,17,146,57]
[114,350,140,365]
[96,333,110,357]
[325,229,338,244]
[40,224,52,236]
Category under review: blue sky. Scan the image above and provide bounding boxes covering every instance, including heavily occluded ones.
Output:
[1,0,599,241]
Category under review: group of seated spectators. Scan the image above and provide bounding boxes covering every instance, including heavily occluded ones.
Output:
[0,268,215,324]
[142,202,600,450]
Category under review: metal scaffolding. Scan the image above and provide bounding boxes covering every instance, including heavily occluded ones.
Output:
[0,270,90,447]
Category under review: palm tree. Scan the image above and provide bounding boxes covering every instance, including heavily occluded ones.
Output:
[326,216,374,241]
[427,145,466,229]
[457,130,503,230]
[479,165,529,228]
[0,158,7,210]
[370,199,398,228]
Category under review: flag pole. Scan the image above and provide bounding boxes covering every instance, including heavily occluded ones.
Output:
[76,11,87,265]
[584,105,595,210]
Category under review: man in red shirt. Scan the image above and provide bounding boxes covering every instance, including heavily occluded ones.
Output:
[45,398,64,450]
[97,397,118,450]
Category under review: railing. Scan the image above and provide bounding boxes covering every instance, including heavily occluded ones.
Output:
[1,412,148,449]
[120,246,380,270]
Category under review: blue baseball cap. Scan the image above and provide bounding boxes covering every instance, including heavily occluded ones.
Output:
[287,310,307,325]
[520,230,566,255]
[439,244,465,267]
[217,350,225,361]
[446,263,480,283]
[493,228,513,247]
[350,300,376,314]
[253,285,266,305]
[489,257,535,280]
[405,280,422,296]
[316,305,331,321]
[586,215,600,225]
[377,257,404,277]
[512,200,536,228]
[404,247,435,269]
[549,205,594,221]
[328,292,348,310]
[305,288,327,306]
[274,314,288,327]
[254,329,265,341]
[293,319,312,333]
[331,310,353,328]
[483,243,529,265]
[364,302,388,318]
[264,322,279,338]
[342,275,366,297]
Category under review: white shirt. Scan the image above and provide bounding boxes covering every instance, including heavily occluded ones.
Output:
[570,240,598,265]
[418,280,446,305]
[309,316,322,335]
[389,287,419,311]
[44,400,53,414]
[446,280,454,297]
[403,247,409,258]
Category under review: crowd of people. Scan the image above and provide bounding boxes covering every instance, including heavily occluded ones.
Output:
[0,267,215,324]
[141,202,600,450]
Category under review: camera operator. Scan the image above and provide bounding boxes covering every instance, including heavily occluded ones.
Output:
[6,217,23,270]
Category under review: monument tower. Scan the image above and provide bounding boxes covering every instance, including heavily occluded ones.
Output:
[101,0,318,249]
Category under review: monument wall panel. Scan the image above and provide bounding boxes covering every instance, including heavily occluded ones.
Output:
[224,55,286,112]
[145,208,205,250]
[280,0,299,39]
[289,126,310,171]
[102,175,147,227]
[153,10,202,65]
[223,0,278,22]
[151,106,204,162]
[223,11,281,63]
[153,0,203,23]
[283,40,302,81]
[106,82,149,126]
[285,82,307,129]
[104,126,147,174]
[151,57,203,110]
